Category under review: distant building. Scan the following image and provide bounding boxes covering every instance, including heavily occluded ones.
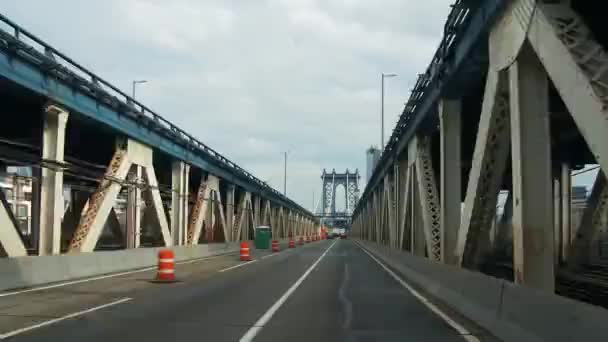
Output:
[0,168,33,236]
[366,146,381,182]
[572,186,587,201]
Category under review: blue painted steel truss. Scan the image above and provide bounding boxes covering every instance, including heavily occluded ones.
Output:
[0,13,313,219]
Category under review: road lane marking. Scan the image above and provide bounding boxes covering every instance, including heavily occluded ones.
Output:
[262,254,277,259]
[0,297,132,339]
[337,263,353,330]
[356,243,480,342]
[239,240,338,342]
[0,252,237,298]
[218,260,258,273]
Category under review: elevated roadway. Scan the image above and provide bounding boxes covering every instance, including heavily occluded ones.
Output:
[0,240,492,341]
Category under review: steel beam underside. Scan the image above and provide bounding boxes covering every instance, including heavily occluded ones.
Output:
[354,0,508,218]
[0,53,311,219]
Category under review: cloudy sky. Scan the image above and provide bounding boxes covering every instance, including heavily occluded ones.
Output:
[2,0,458,210]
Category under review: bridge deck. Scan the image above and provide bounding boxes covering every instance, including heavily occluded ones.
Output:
[0,240,493,341]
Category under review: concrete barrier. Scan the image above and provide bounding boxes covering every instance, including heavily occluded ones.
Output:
[356,239,608,342]
[0,242,239,292]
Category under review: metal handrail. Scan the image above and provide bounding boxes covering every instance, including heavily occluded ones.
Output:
[0,13,310,216]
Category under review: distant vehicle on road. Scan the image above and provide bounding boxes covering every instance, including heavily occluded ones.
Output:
[340,233,347,239]
[327,232,339,239]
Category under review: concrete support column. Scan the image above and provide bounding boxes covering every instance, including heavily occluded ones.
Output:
[126,165,142,249]
[561,163,572,262]
[171,161,189,245]
[440,99,462,265]
[39,104,69,255]
[509,44,554,291]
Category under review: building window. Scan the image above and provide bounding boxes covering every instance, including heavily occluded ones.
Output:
[4,188,13,200]
[16,204,27,218]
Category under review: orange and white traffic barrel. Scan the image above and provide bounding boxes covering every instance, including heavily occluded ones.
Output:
[305,235,310,243]
[298,236,304,245]
[272,240,279,252]
[289,238,296,248]
[240,241,252,261]
[156,249,176,282]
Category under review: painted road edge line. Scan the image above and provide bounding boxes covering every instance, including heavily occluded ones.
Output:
[0,252,237,298]
[219,260,258,273]
[262,254,277,259]
[355,242,481,342]
[0,297,133,340]
[239,240,338,342]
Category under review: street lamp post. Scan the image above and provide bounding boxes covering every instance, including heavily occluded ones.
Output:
[381,73,397,149]
[132,80,148,99]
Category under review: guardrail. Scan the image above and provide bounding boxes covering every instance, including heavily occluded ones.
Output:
[358,239,608,342]
[0,13,312,218]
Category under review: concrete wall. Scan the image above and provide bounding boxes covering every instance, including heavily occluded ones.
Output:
[0,242,240,292]
[356,239,608,342]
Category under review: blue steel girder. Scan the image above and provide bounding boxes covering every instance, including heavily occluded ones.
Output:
[353,0,508,218]
[0,14,313,220]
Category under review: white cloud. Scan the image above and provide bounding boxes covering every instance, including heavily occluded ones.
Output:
[1,0,453,210]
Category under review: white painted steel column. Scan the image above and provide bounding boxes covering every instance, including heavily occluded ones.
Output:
[396,156,408,250]
[553,179,562,265]
[456,69,510,269]
[126,165,142,249]
[206,189,216,241]
[560,163,572,262]
[411,167,425,257]
[415,136,441,261]
[253,196,261,228]
[39,104,69,255]
[440,99,461,265]
[509,43,554,291]
[226,185,235,240]
[171,161,189,245]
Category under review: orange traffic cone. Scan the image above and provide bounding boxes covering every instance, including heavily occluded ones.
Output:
[155,249,176,283]
[272,240,279,252]
[289,238,296,248]
[240,241,252,261]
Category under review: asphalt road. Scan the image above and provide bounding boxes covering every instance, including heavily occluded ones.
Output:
[0,239,493,341]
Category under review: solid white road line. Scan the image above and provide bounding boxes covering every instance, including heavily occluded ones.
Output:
[356,243,481,342]
[262,254,277,259]
[239,240,338,342]
[0,297,133,340]
[218,260,258,273]
[0,252,236,298]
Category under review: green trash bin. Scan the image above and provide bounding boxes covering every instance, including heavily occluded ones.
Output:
[254,226,272,249]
